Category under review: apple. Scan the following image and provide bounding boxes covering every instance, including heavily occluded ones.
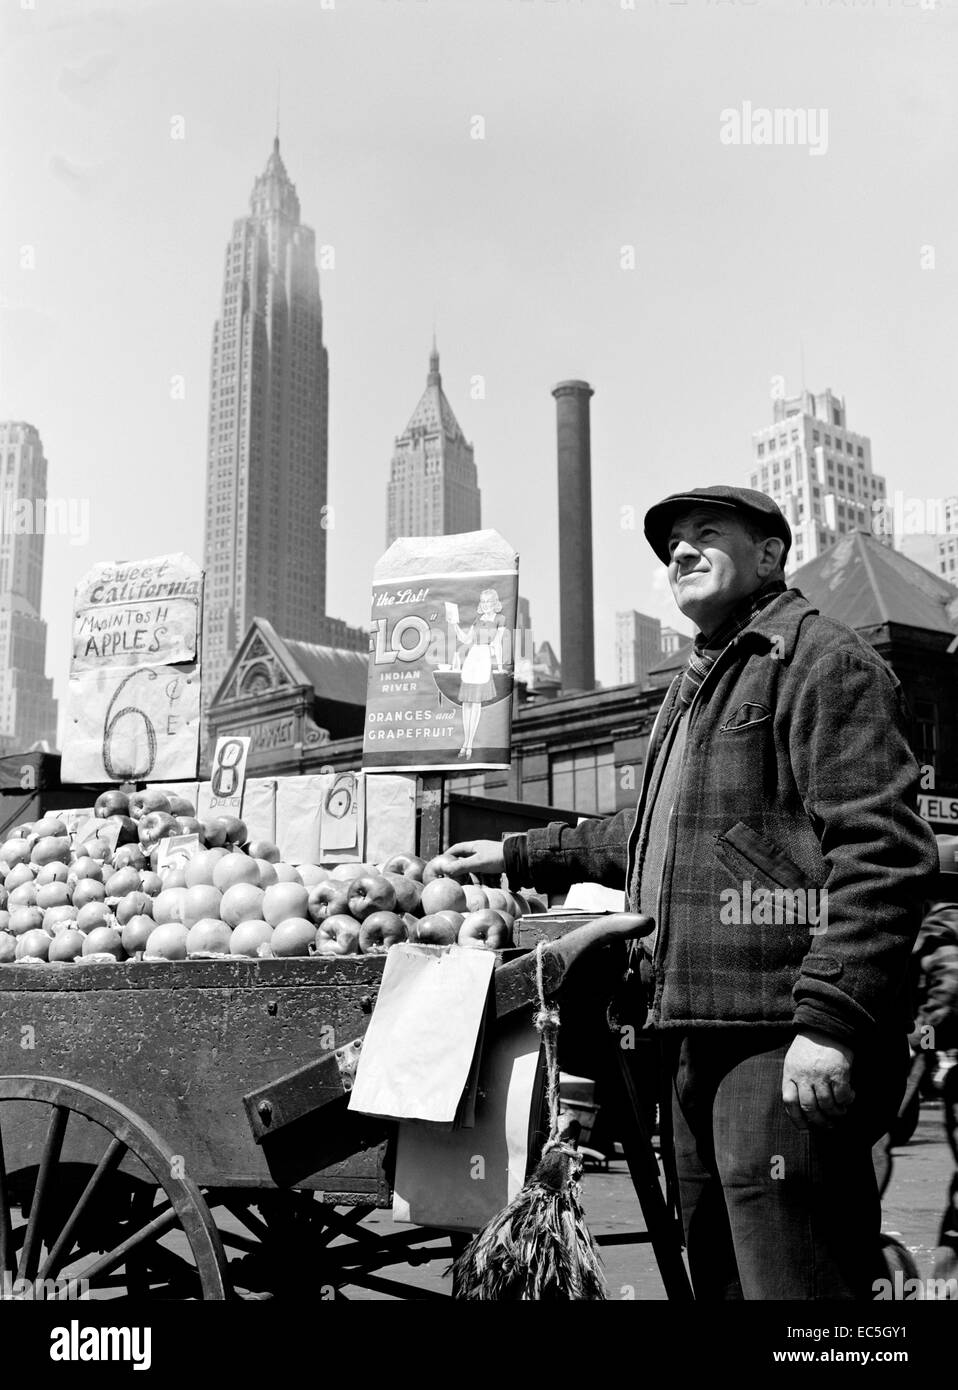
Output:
[112,844,149,872]
[383,872,423,916]
[36,862,69,887]
[186,918,232,955]
[82,926,125,960]
[166,794,196,817]
[145,922,189,960]
[120,914,155,954]
[521,893,548,914]
[247,840,281,863]
[76,902,112,935]
[176,817,205,837]
[270,918,317,957]
[94,790,130,819]
[401,912,420,941]
[69,858,104,885]
[462,885,489,913]
[8,883,38,909]
[484,888,514,915]
[420,877,468,916]
[98,815,138,846]
[32,836,71,868]
[315,913,361,956]
[138,811,178,851]
[298,864,328,888]
[346,874,398,923]
[458,910,514,950]
[128,790,172,821]
[423,854,471,884]
[217,816,247,845]
[229,920,274,958]
[49,928,85,963]
[380,853,427,882]
[36,882,71,910]
[115,891,154,926]
[200,819,228,848]
[306,881,352,924]
[43,905,78,933]
[78,840,111,864]
[358,910,406,954]
[416,911,462,946]
[16,928,51,960]
[0,931,15,963]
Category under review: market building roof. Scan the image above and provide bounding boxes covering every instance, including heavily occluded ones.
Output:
[791,529,958,638]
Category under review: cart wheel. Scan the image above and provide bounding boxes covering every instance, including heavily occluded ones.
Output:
[0,1075,229,1300]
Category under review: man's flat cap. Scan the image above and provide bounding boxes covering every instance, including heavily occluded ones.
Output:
[643,484,792,565]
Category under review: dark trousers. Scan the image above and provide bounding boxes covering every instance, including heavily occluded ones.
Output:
[667,1029,908,1301]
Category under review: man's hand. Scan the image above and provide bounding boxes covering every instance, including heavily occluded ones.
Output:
[442,839,506,878]
[782,1030,855,1129]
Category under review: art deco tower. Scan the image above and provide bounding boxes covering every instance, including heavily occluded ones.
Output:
[202,139,330,698]
[385,343,481,545]
[0,422,59,751]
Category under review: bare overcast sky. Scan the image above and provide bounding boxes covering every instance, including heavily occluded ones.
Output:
[2,0,956,732]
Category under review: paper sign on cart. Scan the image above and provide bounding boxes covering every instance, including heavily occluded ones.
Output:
[348,943,495,1124]
[155,834,201,876]
[392,1018,543,1231]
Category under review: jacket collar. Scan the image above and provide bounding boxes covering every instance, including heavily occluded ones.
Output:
[722,584,818,665]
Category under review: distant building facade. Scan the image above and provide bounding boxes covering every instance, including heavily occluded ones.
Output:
[936,497,958,582]
[749,388,888,572]
[0,423,59,751]
[615,610,662,687]
[385,344,481,545]
[202,138,344,700]
[660,626,684,659]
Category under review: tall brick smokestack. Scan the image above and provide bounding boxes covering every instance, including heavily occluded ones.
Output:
[552,379,595,694]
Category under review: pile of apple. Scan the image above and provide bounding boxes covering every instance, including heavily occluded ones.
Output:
[0,790,541,965]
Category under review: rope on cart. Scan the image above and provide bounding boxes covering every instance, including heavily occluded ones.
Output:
[534,941,578,1159]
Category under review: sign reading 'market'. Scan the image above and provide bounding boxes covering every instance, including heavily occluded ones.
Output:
[61,553,204,784]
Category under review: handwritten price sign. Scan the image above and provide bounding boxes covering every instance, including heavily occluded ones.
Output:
[61,553,205,784]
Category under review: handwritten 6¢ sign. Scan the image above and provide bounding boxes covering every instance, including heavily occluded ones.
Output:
[62,664,201,783]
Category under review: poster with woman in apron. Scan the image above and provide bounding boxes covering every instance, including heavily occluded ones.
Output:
[454,589,507,760]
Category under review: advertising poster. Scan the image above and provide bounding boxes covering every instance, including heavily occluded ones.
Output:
[362,530,519,772]
[61,553,204,784]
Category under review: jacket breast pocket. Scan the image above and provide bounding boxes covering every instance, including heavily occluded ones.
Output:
[719,702,771,734]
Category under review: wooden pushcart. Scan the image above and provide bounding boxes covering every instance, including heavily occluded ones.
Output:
[0,915,691,1300]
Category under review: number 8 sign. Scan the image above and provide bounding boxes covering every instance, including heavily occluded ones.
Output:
[209,735,251,812]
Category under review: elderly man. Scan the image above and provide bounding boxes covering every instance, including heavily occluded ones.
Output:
[446,485,938,1300]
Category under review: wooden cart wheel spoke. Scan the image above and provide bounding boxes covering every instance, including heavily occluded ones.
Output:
[38,1136,127,1281]
[0,1122,14,1282]
[0,1077,228,1300]
[17,1103,69,1283]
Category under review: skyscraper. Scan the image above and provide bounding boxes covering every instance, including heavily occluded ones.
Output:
[203,139,363,701]
[0,423,59,751]
[748,388,887,572]
[385,343,481,546]
[615,610,662,687]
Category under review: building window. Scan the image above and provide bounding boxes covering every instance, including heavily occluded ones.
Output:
[912,700,938,765]
[757,444,764,458]
[550,745,616,815]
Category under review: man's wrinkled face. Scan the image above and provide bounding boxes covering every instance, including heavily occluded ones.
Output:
[667,507,768,631]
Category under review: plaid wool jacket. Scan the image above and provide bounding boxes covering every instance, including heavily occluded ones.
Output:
[518,587,939,1044]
